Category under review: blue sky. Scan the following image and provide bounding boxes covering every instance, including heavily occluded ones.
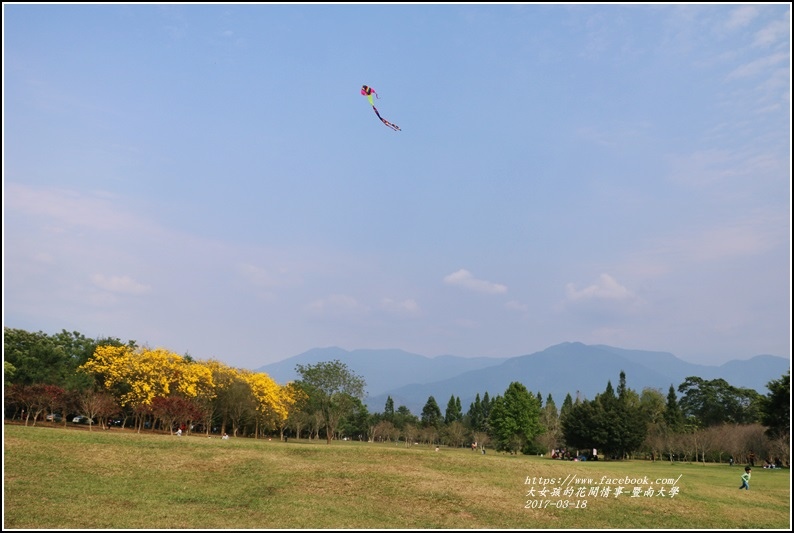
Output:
[3,3,791,370]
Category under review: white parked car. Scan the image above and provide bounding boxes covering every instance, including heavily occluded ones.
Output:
[72,416,94,424]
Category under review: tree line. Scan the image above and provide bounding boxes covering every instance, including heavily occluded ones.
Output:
[3,327,789,466]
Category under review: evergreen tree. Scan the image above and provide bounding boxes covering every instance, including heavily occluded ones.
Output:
[560,399,601,453]
[394,405,418,430]
[488,382,542,454]
[481,392,492,421]
[560,393,574,420]
[562,374,647,459]
[617,371,628,399]
[420,396,443,428]
[467,393,484,432]
[537,393,561,453]
[603,381,616,401]
[384,396,395,421]
[760,371,790,440]
[663,385,684,431]
[614,375,647,458]
[444,395,462,424]
[545,393,557,412]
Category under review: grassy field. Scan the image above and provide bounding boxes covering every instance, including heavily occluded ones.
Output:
[3,424,791,529]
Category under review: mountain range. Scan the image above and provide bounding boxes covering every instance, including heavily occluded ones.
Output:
[255,342,790,416]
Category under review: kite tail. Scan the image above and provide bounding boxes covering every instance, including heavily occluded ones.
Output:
[383,118,400,131]
[372,106,400,131]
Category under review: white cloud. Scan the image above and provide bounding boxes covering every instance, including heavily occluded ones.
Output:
[753,18,789,48]
[5,183,158,234]
[235,262,298,302]
[632,212,785,273]
[724,6,758,31]
[560,274,644,324]
[727,51,788,80]
[238,263,275,287]
[565,273,635,302]
[443,269,507,294]
[91,274,151,295]
[381,298,422,317]
[505,300,528,313]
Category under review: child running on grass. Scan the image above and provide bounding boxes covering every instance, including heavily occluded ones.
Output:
[739,466,751,490]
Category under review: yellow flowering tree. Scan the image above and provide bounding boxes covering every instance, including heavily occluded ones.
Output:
[277,381,308,440]
[174,360,215,400]
[244,370,284,438]
[80,346,214,432]
[80,347,307,438]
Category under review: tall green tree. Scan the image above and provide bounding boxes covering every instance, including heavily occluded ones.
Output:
[616,371,628,398]
[3,327,135,390]
[393,405,419,431]
[639,387,667,450]
[466,393,485,432]
[4,361,17,387]
[466,392,493,433]
[560,393,574,420]
[295,360,366,444]
[760,371,790,440]
[383,396,395,421]
[663,384,684,431]
[678,376,762,427]
[562,373,647,459]
[444,395,463,424]
[4,328,68,386]
[488,382,541,454]
[338,396,371,441]
[420,396,443,428]
[561,398,601,454]
[481,392,493,426]
[614,374,648,458]
[537,393,561,453]
[639,388,666,421]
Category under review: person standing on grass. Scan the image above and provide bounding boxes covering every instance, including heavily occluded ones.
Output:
[739,466,751,490]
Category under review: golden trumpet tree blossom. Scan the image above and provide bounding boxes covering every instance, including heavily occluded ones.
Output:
[243,370,285,429]
[79,346,214,407]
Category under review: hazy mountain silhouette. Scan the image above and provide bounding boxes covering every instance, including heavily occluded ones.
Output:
[255,347,507,397]
[256,342,789,416]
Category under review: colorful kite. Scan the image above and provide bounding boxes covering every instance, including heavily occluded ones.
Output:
[361,85,401,131]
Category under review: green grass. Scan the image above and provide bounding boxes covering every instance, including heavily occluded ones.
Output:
[4,424,791,529]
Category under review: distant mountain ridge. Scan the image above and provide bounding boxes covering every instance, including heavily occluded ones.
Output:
[256,347,508,398]
[255,342,790,416]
